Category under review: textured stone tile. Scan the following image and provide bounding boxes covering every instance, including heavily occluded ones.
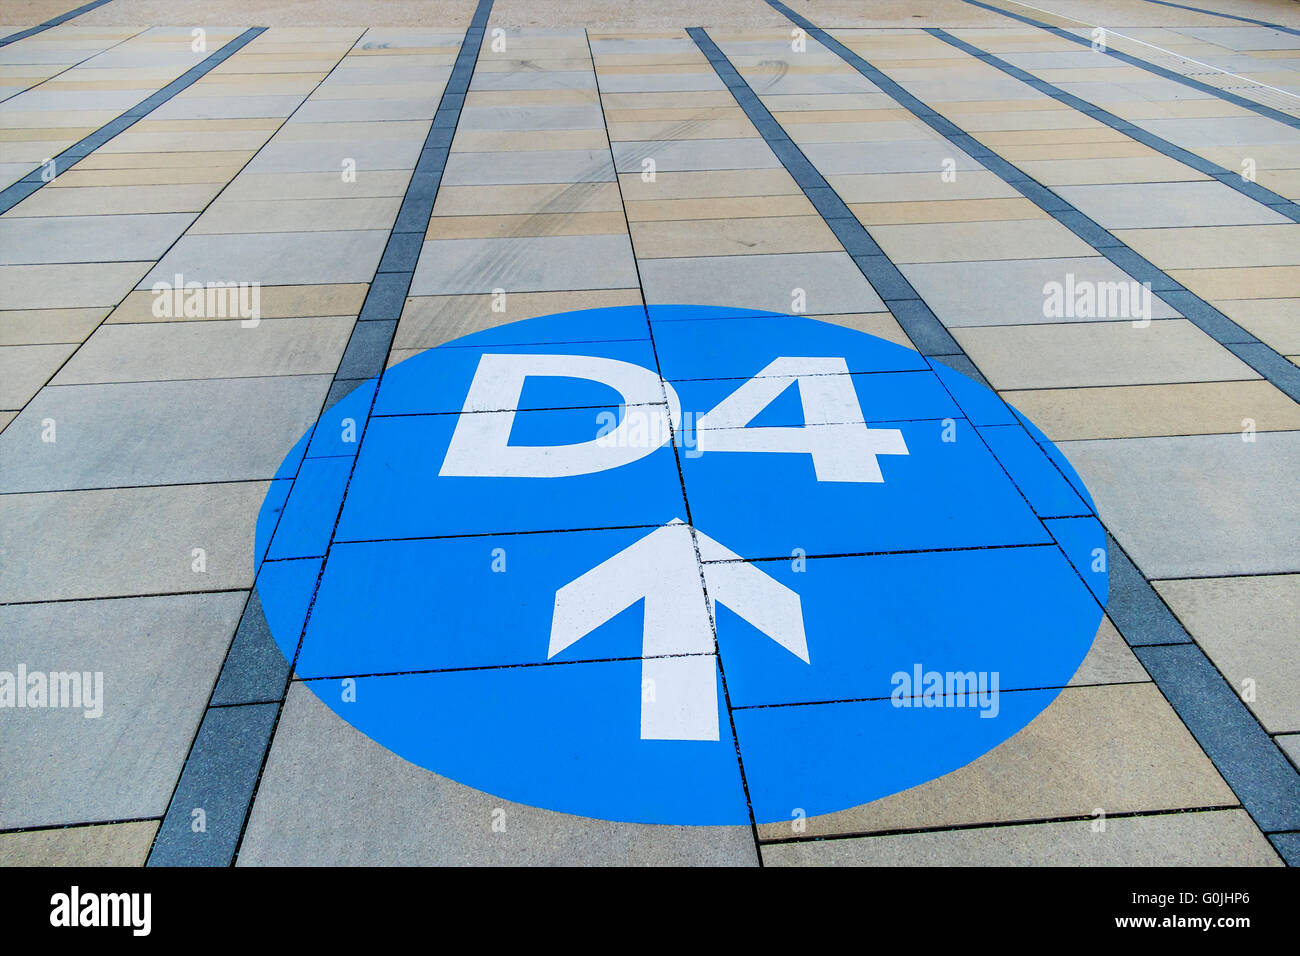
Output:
[0,262,149,310]
[1054,181,1292,229]
[0,821,159,867]
[425,211,626,240]
[753,683,1234,840]
[1168,265,1300,301]
[433,182,622,215]
[394,289,642,349]
[1153,575,1300,733]
[140,231,389,287]
[0,343,74,409]
[0,375,329,492]
[52,317,353,384]
[1004,380,1300,440]
[107,283,368,324]
[1062,431,1300,578]
[190,197,402,235]
[0,593,245,828]
[410,234,638,295]
[640,251,885,314]
[872,219,1094,264]
[629,215,839,258]
[0,482,268,603]
[955,320,1258,389]
[236,683,757,866]
[762,810,1279,866]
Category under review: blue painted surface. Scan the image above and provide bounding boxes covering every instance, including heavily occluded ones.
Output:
[254,306,1107,825]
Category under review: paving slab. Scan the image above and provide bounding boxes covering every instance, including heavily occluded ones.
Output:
[1062,431,1300,578]
[0,592,245,828]
[0,822,160,868]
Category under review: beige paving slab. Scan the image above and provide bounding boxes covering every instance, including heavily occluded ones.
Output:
[979,127,1134,146]
[870,218,1094,263]
[6,182,225,216]
[629,215,840,258]
[762,809,1279,866]
[809,311,916,350]
[425,211,627,240]
[0,308,106,346]
[955,319,1260,390]
[433,182,623,215]
[607,118,758,140]
[0,821,159,867]
[1153,575,1300,734]
[850,196,1046,225]
[617,168,799,201]
[1214,298,1300,354]
[0,343,75,409]
[0,482,267,603]
[221,170,413,202]
[624,193,816,221]
[72,149,252,170]
[395,288,643,350]
[1004,380,1300,441]
[754,683,1236,841]
[107,284,368,323]
[1115,225,1300,271]
[1069,615,1150,687]
[997,141,1157,161]
[50,165,246,187]
[829,170,1020,202]
[1168,265,1300,301]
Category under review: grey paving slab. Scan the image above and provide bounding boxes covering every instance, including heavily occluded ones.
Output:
[51,316,355,385]
[597,72,727,93]
[902,257,1181,327]
[1280,735,1300,771]
[290,97,442,123]
[1137,115,1300,148]
[244,137,422,174]
[456,104,604,131]
[140,231,389,287]
[762,809,1279,866]
[954,319,1259,389]
[612,138,779,173]
[872,219,1095,264]
[1062,431,1300,578]
[0,262,150,310]
[640,251,886,314]
[0,821,159,867]
[0,342,74,408]
[0,210,192,265]
[468,70,596,91]
[0,375,330,492]
[236,683,757,866]
[1055,180,1294,229]
[441,148,613,184]
[0,592,245,828]
[1153,574,1300,733]
[410,234,638,295]
[0,481,267,603]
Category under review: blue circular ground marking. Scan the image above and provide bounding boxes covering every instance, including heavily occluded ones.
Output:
[254,305,1107,826]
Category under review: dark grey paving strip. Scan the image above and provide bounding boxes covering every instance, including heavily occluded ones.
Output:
[147,1,494,868]
[0,26,266,215]
[766,0,1300,856]
[765,0,1300,404]
[1141,0,1300,37]
[684,28,959,358]
[1133,644,1300,834]
[958,0,1300,128]
[927,26,1300,223]
[0,0,115,47]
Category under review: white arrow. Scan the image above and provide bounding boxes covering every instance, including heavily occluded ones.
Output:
[549,519,809,741]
